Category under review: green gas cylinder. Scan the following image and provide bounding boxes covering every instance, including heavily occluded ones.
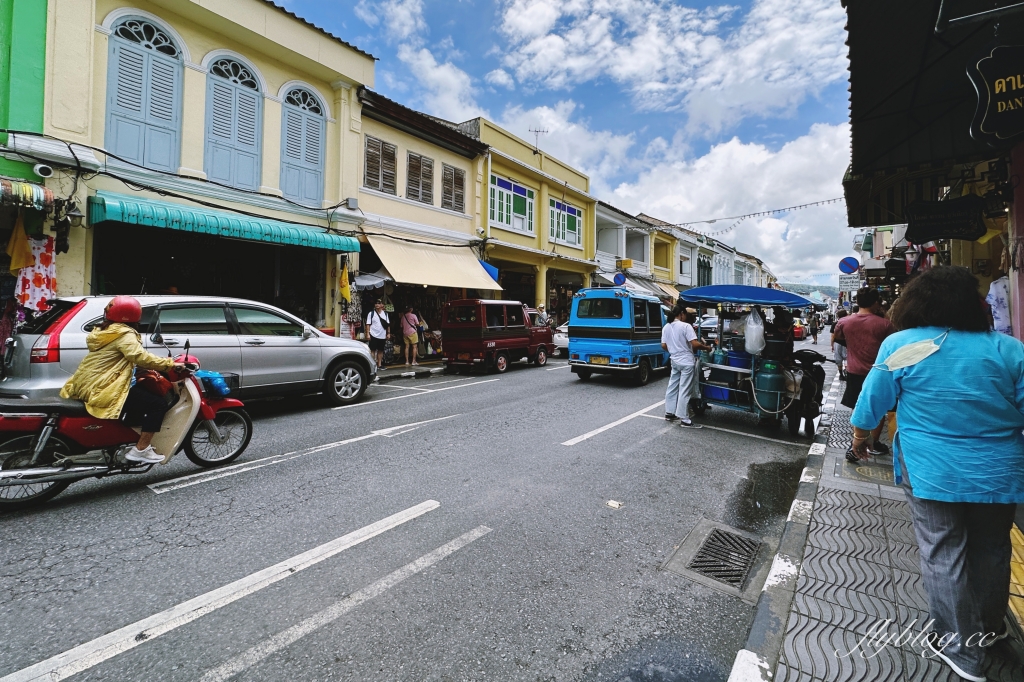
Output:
[754,360,787,413]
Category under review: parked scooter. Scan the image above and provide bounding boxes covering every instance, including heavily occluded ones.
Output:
[0,342,252,509]
[785,348,827,437]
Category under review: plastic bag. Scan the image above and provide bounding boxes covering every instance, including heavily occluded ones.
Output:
[745,312,766,354]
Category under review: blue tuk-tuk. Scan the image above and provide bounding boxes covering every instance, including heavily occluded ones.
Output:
[680,284,820,435]
[567,287,669,385]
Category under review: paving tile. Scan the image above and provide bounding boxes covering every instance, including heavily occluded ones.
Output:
[797,574,898,615]
[806,523,891,565]
[778,611,905,681]
[879,485,909,502]
[818,474,882,496]
[815,488,884,512]
[884,517,919,545]
[879,498,913,522]
[801,546,895,600]
[810,508,888,537]
[893,569,930,612]
[793,590,899,628]
[887,538,921,574]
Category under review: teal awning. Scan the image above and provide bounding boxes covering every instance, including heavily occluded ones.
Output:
[87,191,360,252]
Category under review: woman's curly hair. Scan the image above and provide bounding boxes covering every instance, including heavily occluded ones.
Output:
[889,266,989,332]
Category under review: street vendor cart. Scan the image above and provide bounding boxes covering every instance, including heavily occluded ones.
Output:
[680,284,825,436]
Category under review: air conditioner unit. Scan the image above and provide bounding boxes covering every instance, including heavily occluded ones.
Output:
[616,258,633,269]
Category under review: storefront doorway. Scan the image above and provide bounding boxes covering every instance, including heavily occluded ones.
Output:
[92,223,327,325]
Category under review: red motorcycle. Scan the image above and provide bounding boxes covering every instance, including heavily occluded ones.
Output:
[0,350,252,509]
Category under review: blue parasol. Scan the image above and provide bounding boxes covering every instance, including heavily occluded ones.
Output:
[680,285,816,308]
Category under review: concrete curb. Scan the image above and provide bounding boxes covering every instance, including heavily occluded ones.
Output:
[726,370,843,682]
[374,364,445,384]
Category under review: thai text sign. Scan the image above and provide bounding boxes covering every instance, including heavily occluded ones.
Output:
[968,45,1024,142]
[905,195,987,243]
[838,275,862,292]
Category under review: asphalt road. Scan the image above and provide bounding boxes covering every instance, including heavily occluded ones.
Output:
[1,345,835,682]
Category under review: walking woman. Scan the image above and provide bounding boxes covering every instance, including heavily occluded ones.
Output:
[400,305,422,366]
[830,309,848,379]
[850,266,1024,681]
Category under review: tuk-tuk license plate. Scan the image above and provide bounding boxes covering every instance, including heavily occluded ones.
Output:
[590,356,610,365]
[458,353,471,361]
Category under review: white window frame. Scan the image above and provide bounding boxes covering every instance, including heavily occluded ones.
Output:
[489,174,534,234]
[679,247,691,276]
[549,198,583,248]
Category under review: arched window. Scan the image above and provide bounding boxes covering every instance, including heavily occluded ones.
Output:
[105,18,183,171]
[204,57,263,190]
[280,87,326,206]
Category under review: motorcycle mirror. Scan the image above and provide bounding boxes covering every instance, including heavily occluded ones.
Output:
[183,339,190,357]
[150,333,164,345]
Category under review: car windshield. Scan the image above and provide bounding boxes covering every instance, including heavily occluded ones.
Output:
[577,298,623,319]
[446,306,478,324]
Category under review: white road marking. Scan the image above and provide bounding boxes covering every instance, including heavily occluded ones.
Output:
[638,413,666,420]
[370,377,470,392]
[545,364,570,371]
[561,400,665,446]
[694,424,807,447]
[333,378,499,410]
[0,501,441,682]
[148,415,459,494]
[199,525,492,682]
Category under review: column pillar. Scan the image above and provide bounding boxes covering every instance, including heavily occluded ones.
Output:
[534,262,548,309]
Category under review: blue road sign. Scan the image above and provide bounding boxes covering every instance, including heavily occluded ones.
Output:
[613,273,627,286]
[839,257,860,274]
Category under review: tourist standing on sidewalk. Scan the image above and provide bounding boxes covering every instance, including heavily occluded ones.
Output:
[535,304,550,328]
[850,266,1024,682]
[834,288,894,462]
[365,300,390,369]
[830,309,848,379]
[400,305,421,366]
[662,308,711,427]
[809,315,819,344]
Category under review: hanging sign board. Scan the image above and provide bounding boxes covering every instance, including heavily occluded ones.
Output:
[968,45,1024,143]
[838,257,860,274]
[905,195,987,243]
[838,274,863,292]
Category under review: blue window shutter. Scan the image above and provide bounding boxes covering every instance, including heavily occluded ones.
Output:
[141,53,181,171]
[204,76,263,190]
[280,101,324,206]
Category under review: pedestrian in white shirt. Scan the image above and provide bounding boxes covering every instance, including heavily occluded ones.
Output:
[365,300,391,369]
[662,308,711,427]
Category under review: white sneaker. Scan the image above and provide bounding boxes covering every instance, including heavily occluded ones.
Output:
[125,446,162,464]
[923,632,986,682]
[981,617,1013,647]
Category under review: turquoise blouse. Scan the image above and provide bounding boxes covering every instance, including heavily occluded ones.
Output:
[851,327,1024,503]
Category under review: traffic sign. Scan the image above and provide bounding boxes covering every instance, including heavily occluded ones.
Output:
[839,257,860,274]
[613,273,627,286]
[838,274,862,292]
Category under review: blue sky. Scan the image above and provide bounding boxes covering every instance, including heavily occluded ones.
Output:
[279,0,854,283]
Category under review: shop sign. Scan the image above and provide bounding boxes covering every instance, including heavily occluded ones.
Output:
[837,274,862,292]
[905,195,986,243]
[968,45,1024,143]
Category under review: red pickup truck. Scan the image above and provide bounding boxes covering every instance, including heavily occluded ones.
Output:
[442,299,553,373]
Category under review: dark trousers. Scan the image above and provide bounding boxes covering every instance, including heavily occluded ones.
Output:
[121,384,170,433]
[904,489,1016,675]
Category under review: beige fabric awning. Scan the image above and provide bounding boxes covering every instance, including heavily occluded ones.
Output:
[366,234,502,290]
[655,282,680,300]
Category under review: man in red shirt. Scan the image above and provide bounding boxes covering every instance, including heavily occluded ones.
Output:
[834,288,894,461]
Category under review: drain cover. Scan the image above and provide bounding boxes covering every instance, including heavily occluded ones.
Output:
[685,528,761,587]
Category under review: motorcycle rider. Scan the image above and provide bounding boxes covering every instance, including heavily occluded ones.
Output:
[60,296,189,464]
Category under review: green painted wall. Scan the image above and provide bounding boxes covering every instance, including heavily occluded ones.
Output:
[0,0,47,181]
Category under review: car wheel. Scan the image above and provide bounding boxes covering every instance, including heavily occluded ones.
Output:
[635,358,651,386]
[494,352,509,373]
[325,361,367,406]
[534,347,548,366]
[577,369,591,381]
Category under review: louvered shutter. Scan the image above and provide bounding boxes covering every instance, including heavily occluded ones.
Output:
[280,106,324,205]
[406,153,422,201]
[364,137,382,190]
[204,77,263,190]
[421,157,433,204]
[442,165,454,210]
[453,168,465,213]
[106,41,181,171]
[381,141,397,194]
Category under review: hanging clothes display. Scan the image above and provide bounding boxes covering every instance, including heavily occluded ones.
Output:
[987,275,1012,335]
[0,179,54,211]
[16,236,56,311]
[6,212,34,272]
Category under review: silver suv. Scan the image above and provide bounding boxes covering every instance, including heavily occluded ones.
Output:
[0,296,375,406]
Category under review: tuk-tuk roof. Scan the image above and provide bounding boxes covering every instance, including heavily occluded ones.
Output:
[577,287,660,302]
[680,285,815,308]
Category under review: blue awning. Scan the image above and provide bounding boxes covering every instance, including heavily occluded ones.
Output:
[87,191,360,252]
[681,285,815,308]
[478,260,499,283]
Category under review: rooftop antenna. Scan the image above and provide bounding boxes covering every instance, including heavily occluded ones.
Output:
[528,127,548,155]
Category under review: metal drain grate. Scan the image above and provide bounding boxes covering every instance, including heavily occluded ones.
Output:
[685,528,761,587]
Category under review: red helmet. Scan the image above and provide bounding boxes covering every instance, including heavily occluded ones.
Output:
[105,296,142,323]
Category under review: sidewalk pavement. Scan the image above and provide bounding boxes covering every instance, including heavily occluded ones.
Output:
[730,374,1024,681]
[373,358,445,384]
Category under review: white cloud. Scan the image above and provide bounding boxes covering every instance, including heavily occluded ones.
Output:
[353,0,379,27]
[497,0,847,134]
[486,69,516,89]
[397,45,486,122]
[355,0,426,43]
[608,123,853,280]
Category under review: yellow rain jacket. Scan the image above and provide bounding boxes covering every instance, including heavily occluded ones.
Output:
[60,323,176,420]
